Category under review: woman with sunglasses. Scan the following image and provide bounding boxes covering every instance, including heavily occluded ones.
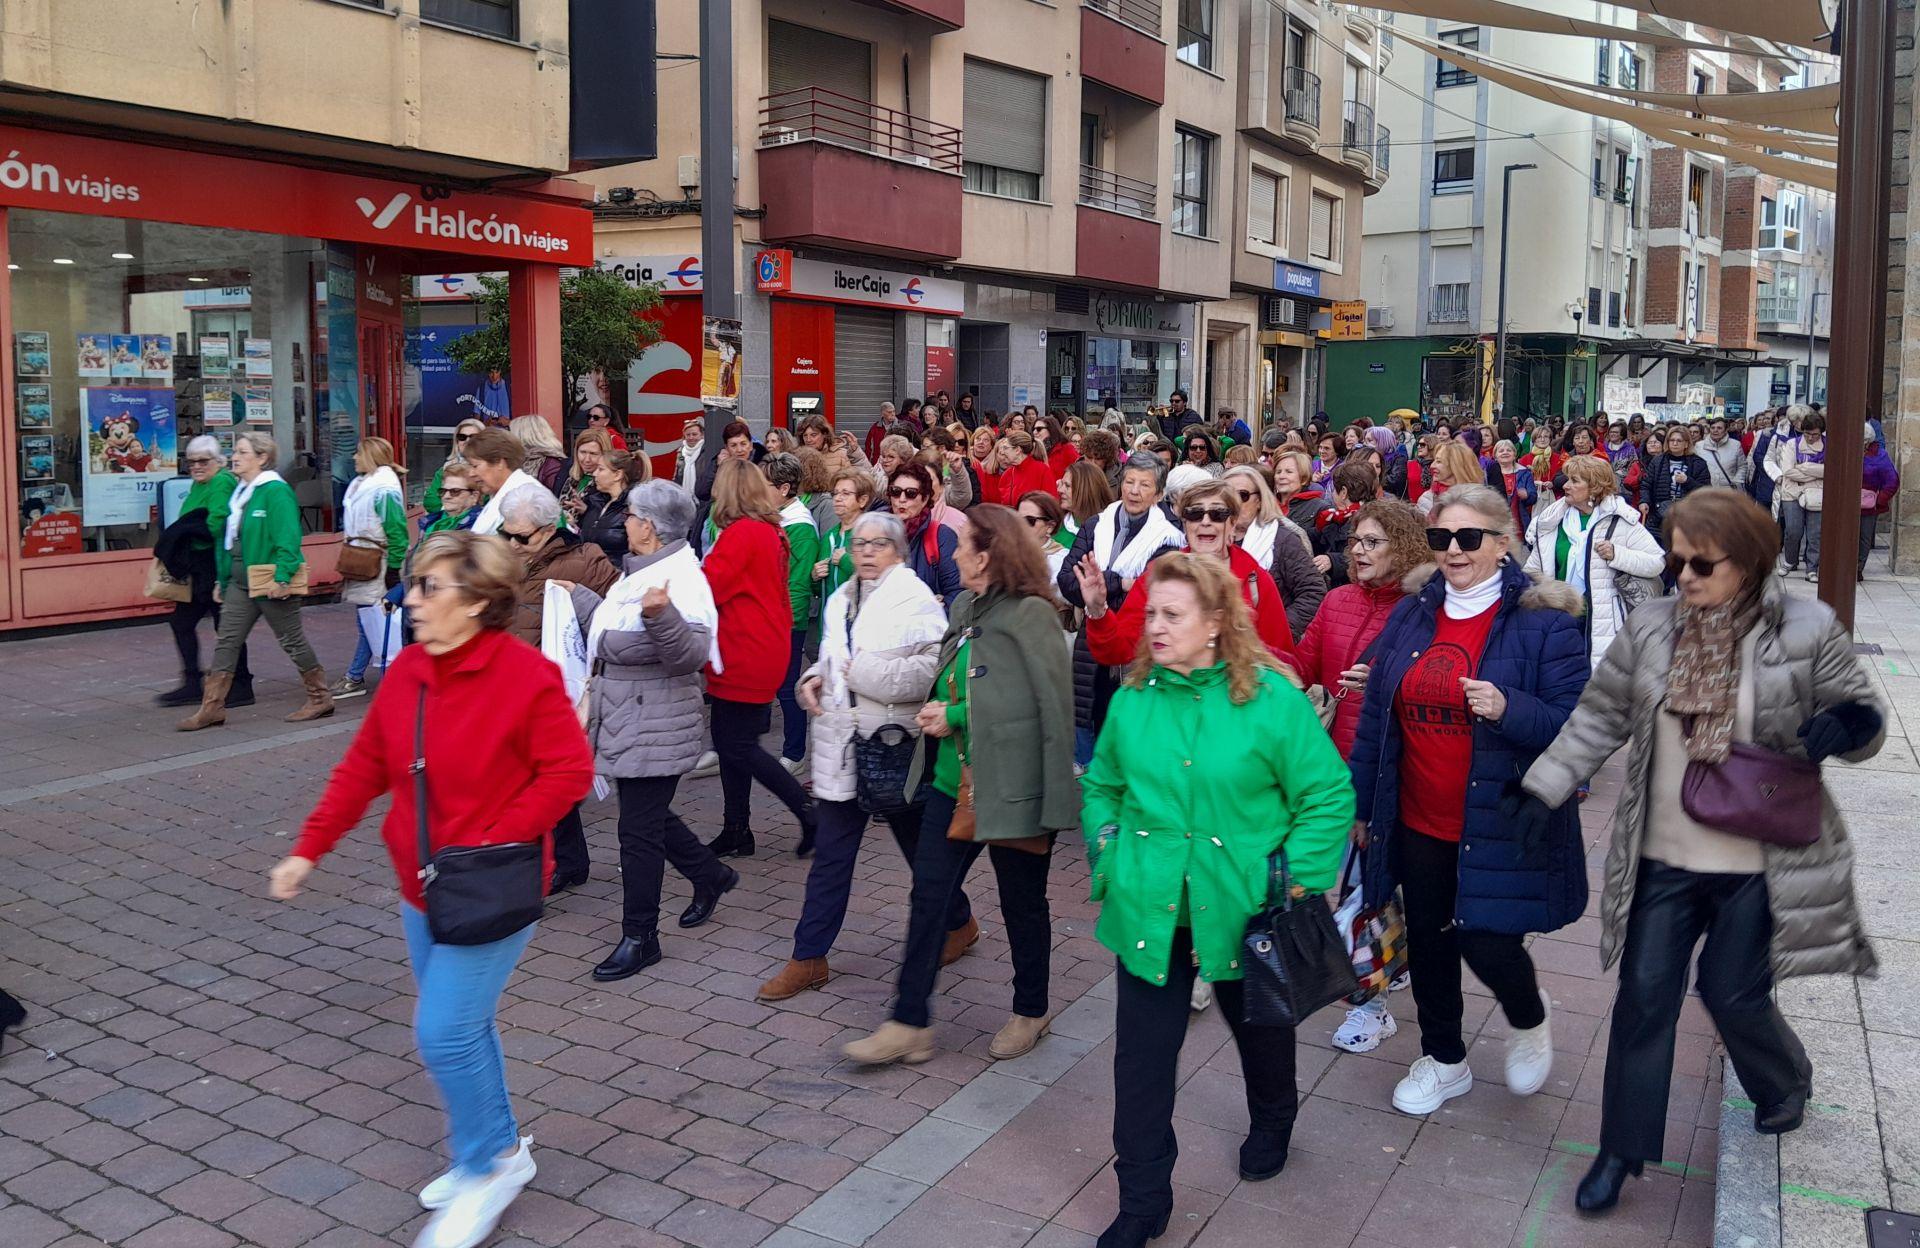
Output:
[1512,488,1881,1214]
[1017,491,1072,582]
[889,461,964,606]
[154,436,255,709]
[1348,484,1589,1119]
[423,418,486,519]
[1224,464,1325,641]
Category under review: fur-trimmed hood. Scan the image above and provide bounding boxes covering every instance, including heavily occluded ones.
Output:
[1401,561,1586,618]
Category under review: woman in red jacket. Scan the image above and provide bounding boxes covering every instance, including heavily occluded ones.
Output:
[702,460,818,859]
[979,431,1058,505]
[1078,478,1293,664]
[1036,414,1080,479]
[269,531,593,1248]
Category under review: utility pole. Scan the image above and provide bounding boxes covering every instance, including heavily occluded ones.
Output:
[1494,163,1536,421]
[1805,283,1821,404]
[698,0,735,472]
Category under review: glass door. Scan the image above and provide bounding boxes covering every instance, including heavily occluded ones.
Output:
[1047,331,1084,417]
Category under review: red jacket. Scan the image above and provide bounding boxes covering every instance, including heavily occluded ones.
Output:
[1290,578,1408,758]
[1085,545,1294,666]
[1047,443,1080,479]
[294,629,594,908]
[704,517,794,702]
[979,454,1058,506]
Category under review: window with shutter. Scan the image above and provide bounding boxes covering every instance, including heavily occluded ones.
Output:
[963,59,1047,201]
[1309,191,1338,262]
[767,21,875,152]
[1248,169,1281,247]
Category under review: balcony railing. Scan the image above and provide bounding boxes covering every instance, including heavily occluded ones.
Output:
[1429,283,1471,324]
[758,87,962,174]
[1342,100,1375,153]
[1374,125,1391,174]
[1283,66,1321,130]
[1078,165,1157,219]
[1082,0,1161,36]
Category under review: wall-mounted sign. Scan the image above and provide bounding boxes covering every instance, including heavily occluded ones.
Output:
[1274,261,1323,299]
[1092,294,1184,335]
[755,252,964,315]
[601,254,705,293]
[1326,301,1367,340]
[1368,362,1386,374]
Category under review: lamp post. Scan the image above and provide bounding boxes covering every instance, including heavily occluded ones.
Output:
[1493,162,1537,420]
[1804,283,1823,405]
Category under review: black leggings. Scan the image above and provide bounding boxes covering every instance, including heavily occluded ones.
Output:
[168,593,250,686]
[709,697,812,830]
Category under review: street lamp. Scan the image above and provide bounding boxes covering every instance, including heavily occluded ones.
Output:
[1493,162,1537,420]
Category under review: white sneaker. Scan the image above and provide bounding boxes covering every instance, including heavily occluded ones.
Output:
[413,1139,537,1248]
[1332,1005,1399,1053]
[780,755,806,776]
[1388,969,1410,993]
[689,750,720,779]
[1392,1055,1474,1115]
[1190,980,1213,1012]
[417,1136,533,1212]
[1505,990,1554,1096]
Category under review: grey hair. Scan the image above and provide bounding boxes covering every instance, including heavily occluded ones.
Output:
[1430,483,1515,540]
[232,430,278,468]
[1120,451,1167,490]
[624,479,696,539]
[1785,403,1813,425]
[849,510,908,557]
[500,484,561,530]
[185,434,225,464]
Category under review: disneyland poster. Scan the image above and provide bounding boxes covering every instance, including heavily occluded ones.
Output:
[109,335,142,378]
[141,334,174,382]
[76,333,110,378]
[82,387,178,526]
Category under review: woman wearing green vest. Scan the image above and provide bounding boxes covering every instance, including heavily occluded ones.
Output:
[1082,553,1353,1247]
[179,431,333,730]
[154,436,254,708]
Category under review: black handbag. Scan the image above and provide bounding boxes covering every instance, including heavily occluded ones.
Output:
[1240,849,1359,1029]
[842,584,919,816]
[413,689,545,946]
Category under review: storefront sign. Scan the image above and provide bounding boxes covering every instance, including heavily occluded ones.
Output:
[602,254,705,293]
[1274,261,1323,298]
[1601,374,1643,421]
[21,508,81,557]
[629,297,705,474]
[406,324,485,428]
[1327,301,1367,341]
[412,273,488,301]
[754,252,964,316]
[0,125,593,264]
[925,345,956,397]
[1093,295,1183,335]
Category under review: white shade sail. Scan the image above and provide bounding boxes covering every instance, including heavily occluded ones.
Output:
[1600,0,1835,51]
[1364,0,1765,54]
[1539,76,1840,137]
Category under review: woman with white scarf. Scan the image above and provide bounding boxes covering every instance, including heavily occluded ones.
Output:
[567,481,738,982]
[332,438,411,700]
[758,512,974,1002]
[1524,456,1665,668]
[1225,464,1326,639]
[463,428,546,537]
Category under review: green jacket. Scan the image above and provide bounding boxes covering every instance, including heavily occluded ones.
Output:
[1082,663,1354,986]
[906,588,1080,842]
[179,470,240,551]
[423,464,446,514]
[215,477,304,592]
[784,515,821,630]
[374,493,410,569]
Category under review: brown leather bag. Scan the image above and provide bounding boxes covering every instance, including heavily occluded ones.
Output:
[941,657,1049,855]
[336,537,385,582]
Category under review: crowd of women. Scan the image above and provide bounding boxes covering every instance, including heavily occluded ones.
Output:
[179,394,1885,1248]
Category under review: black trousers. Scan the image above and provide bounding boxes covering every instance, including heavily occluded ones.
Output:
[167,593,251,688]
[1394,825,1545,1065]
[1112,927,1297,1217]
[615,775,731,942]
[1602,859,1810,1162]
[551,804,589,882]
[793,798,971,961]
[891,789,1052,1029]
[710,697,812,830]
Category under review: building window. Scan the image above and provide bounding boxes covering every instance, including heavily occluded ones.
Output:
[1685,164,1708,234]
[963,59,1047,202]
[1432,146,1474,194]
[1285,20,1310,74]
[1595,38,1611,86]
[1587,286,1603,325]
[1429,283,1470,323]
[1309,189,1341,264]
[1619,51,1644,89]
[1760,191,1804,252]
[1607,291,1621,328]
[1613,150,1631,203]
[1176,0,1214,70]
[422,0,515,39]
[1436,28,1479,88]
[1247,167,1283,247]
[1172,127,1213,237]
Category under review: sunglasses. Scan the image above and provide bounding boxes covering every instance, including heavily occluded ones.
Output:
[1021,514,1053,528]
[184,456,216,467]
[442,487,476,498]
[888,486,923,500]
[1426,526,1499,553]
[455,434,473,443]
[500,529,538,546]
[1234,489,1256,502]
[1181,506,1234,524]
[1665,552,1732,579]
[407,575,465,598]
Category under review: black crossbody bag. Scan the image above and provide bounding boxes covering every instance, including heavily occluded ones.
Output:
[413,689,545,946]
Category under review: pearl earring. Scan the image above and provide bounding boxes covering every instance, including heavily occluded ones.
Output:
[1208,633,1218,648]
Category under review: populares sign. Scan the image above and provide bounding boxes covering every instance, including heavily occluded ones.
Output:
[0,126,592,265]
[754,252,963,316]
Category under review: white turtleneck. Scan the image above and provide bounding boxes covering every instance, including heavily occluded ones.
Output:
[1443,567,1504,619]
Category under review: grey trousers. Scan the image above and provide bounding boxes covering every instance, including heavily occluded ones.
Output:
[211,569,319,676]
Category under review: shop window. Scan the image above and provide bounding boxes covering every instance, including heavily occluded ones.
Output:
[10,210,331,558]
[1172,127,1214,238]
[422,0,516,40]
[1436,28,1478,88]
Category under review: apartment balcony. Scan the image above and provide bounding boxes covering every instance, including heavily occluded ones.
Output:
[1366,124,1390,192]
[1282,67,1321,148]
[1755,290,1806,329]
[1341,100,1375,175]
[848,0,964,28]
[1429,283,1471,325]
[1081,0,1166,106]
[1341,4,1379,42]
[757,88,963,262]
[1076,165,1161,290]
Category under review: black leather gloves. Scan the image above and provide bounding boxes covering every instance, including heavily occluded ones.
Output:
[1798,701,1883,764]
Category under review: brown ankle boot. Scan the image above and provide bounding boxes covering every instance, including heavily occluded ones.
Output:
[940,916,980,967]
[757,957,830,1002]
[176,672,234,732]
[286,667,335,722]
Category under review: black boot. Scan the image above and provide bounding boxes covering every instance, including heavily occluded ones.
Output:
[156,679,203,708]
[1238,1128,1291,1182]
[226,679,256,708]
[1096,1208,1170,1248]
[706,823,755,859]
[547,866,590,895]
[1575,1152,1643,1214]
[1756,1087,1809,1135]
[795,805,818,860]
[0,989,24,1055]
[591,937,661,982]
[680,867,739,929]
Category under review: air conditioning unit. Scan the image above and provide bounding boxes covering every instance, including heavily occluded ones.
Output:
[1367,306,1395,331]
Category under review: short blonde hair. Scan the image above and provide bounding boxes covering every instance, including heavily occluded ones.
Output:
[412,531,519,631]
[1223,465,1281,524]
[233,430,278,469]
[355,436,401,474]
[1562,454,1616,500]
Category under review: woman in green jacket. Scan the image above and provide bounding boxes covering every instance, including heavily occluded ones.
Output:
[844,505,1080,1068]
[154,435,255,709]
[1082,553,1353,1248]
[179,431,334,730]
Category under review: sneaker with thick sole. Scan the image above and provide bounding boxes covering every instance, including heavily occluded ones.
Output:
[1190,979,1213,1012]
[1332,1005,1399,1054]
[418,1136,533,1211]
[1392,1055,1474,1115]
[1388,969,1410,993]
[329,677,368,699]
[414,1141,536,1247]
[689,750,720,779]
[1505,990,1554,1096]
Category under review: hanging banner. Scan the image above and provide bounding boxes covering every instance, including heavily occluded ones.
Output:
[702,317,742,410]
[82,387,178,525]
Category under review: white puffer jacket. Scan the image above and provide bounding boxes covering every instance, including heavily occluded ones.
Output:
[1522,493,1665,667]
[805,563,948,803]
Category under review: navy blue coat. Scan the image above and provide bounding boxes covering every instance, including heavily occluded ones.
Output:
[1348,560,1592,936]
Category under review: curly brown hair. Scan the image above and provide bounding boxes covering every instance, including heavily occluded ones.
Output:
[1353,498,1429,582]
[1124,552,1285,704]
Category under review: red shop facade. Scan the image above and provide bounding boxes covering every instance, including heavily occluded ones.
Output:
[0,123,593,632]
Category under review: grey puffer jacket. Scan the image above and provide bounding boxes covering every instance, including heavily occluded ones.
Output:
[1523,579,1883,980]
[570,548,712,779]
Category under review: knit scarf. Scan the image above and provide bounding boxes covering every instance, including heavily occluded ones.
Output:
[1667,593,1762,763]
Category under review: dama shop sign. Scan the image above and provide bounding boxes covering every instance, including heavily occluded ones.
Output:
[753,252,963,316]
[1092,295,1184,335]
[0,125,592,264]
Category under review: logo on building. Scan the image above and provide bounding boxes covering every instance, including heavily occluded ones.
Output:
[669,257,703,288]
[355,193,411,229]
[756,249,793,292]
[435,275,468,294]
[901,278,925,306]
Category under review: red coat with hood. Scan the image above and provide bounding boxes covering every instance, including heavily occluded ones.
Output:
[1290,573,1419,758]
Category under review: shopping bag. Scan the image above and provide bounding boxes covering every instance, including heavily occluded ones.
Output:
[356,603,406,670]
[143,558,193,604]
[1333,853,1407,1007]
[540,581,609,801]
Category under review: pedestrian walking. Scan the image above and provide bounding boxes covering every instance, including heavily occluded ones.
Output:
[763,452,821,775]
[1769,412,1827,579]
[465,429,545,537]
[1647,427,1713,548]
[1224,464,1325,638]
[333,437,410,700]
[576,450,647,564]
[423,418,486,520]
[1523,456,1666,668]
[153,435,254,709]
[1860,433,1899,581]
[890,460,965,606]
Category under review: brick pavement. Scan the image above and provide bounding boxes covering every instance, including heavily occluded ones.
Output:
[0,603,1713,1247]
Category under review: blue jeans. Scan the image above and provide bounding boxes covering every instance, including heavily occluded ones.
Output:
[400,904,535,1178]
[346,582,407,682]
[776,630,808,762]
[1075,726,1095,768]
[794,798,971,960]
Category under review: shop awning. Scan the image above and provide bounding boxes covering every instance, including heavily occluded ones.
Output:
[1598,339,1793,369]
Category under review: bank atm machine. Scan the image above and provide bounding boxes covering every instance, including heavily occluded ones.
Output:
[787,392,824,430]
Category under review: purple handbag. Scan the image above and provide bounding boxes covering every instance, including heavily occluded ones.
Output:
[1679,719,1823,848]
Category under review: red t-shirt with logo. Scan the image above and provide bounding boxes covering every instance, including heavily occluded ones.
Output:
[1395,604,1499,842]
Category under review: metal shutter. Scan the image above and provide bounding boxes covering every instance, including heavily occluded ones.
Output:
[834,308,898,444]
[767,20,873,102]
[1248,169,1279,245]
[963,60,1046,175]
[1309,192,1335,260]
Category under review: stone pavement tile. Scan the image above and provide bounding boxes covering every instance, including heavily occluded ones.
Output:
[0,1204,74,1248]
[867,1188,1042,1248]
[219,1195,338,1248]
[121,1214,241,1248]
[62,1186,172,1241]
[7,1158,112,1208]
[654,1197,777,1248]
[1356,1167,1525,1248]
[788,1167,928,1246]
[1190,1194,1357,1248]
[313,1177,422,1234]
[665,1153,777,1208]
[940,1113,1107,1220]
[157,1170,271,1222]
[761,1227,848,1248]
[1052,1169,1222,1248]
[924,1069,1046,1133]
[866,1115,993,1185]
[493,1188,603,1246]
[577,1172,688,1227]
[1227,1141,1392,1230]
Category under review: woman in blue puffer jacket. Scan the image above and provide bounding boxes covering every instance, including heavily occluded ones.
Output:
[1347,483,1590,1122]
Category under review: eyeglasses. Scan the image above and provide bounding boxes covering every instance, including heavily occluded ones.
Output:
[407,575,466,598]
[1021,514,1053,529]
[1665,552,1732,579]
[1347,535,1388,552]
[851,538,892,551]
[1426,526,1499,553]
[500,529,539,546]
[888,486,923,501]
[454,434,473,444]
[1181,506,1234,524]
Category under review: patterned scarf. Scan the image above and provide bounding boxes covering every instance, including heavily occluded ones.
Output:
[1667,593,1763,763]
